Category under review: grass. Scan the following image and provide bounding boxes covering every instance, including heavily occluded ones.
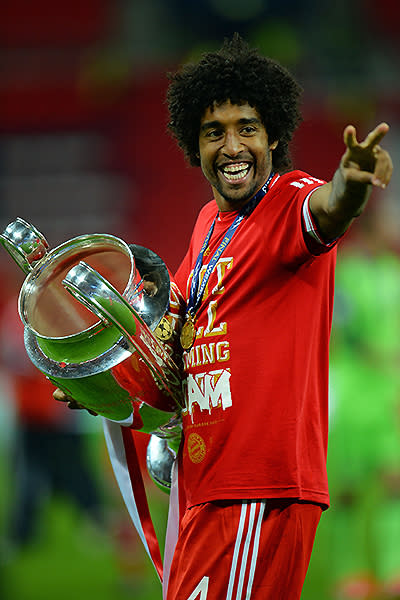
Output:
[0,428,168,600]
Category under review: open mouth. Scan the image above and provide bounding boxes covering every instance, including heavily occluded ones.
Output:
[219,162,251,183]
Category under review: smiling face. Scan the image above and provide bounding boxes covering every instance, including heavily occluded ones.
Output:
[198,100,278,211]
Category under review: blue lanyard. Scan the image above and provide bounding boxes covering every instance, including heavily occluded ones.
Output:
[186,173,275,318]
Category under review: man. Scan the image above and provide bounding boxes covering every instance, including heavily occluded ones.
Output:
[163,33,393,599]
[56,34,393,599]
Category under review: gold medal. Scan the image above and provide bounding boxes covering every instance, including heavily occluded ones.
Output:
[154,316,173,342]
[180,314,196,350]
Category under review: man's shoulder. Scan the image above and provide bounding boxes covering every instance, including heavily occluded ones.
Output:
[274,170,323,187]
[195,198,218,225]
[200,198,218,213]
[270,170,326,202]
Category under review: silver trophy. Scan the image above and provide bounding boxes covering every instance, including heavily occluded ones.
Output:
[0,217,183,488]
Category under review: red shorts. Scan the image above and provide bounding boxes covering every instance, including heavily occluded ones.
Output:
[166,499,322,600]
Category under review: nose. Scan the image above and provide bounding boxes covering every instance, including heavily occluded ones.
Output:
[222,131,243,156]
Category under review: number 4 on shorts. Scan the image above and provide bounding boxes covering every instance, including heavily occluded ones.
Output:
[186,576,209,600]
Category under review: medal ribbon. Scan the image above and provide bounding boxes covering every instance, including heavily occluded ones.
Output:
[186,173,275,319]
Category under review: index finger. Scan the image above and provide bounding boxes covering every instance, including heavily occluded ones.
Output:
[363,122,390,149]
[343,125,358,149]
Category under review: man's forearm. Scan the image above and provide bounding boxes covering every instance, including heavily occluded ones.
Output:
[310,167,373,241]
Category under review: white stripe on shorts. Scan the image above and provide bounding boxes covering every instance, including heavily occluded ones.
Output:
[226,501,266,600]
[246,502,266,599]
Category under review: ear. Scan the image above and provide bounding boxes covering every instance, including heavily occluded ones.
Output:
[269,140,279,150]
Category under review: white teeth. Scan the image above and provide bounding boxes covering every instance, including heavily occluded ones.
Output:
[221,163,250,181]
[224,171,245,180]
[223,163,248,173]
[224,163,247,172]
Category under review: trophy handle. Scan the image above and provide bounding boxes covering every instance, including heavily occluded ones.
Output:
[62,261,182,405]
[0,217,49,274]
[62,261,142,342]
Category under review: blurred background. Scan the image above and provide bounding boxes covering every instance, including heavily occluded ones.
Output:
[0,0,399,598]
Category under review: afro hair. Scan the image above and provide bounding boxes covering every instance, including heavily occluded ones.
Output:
[167,33,303,172]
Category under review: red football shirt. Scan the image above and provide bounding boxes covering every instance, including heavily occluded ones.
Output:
[174,171,337,509]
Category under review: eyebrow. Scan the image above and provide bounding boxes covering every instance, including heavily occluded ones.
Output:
[200,117,261,132]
